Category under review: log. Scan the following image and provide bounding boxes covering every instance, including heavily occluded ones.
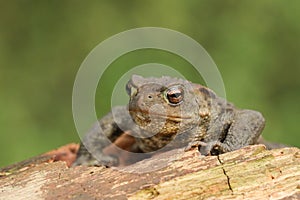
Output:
[0,144,299,200]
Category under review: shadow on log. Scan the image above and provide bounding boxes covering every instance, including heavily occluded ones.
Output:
[0,144,299,199]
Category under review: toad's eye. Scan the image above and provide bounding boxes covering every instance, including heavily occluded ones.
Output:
[126,83,131,95]
[165,86,184,105]
[126,83,137,97]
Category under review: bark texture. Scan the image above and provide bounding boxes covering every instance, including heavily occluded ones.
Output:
[0,144,299,200]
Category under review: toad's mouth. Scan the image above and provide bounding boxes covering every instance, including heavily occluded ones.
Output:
[129,108,192,122]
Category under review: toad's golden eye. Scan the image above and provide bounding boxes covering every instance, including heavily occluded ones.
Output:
[126,83,137,97]
[165,86,184,105]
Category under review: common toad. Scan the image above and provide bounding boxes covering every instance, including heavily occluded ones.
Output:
[73,75,265,166]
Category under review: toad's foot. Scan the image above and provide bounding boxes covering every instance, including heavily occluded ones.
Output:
[184,140,208,152]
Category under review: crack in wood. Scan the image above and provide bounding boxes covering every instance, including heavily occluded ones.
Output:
[217,155,233,194]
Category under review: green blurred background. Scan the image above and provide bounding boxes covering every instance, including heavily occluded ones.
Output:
[0,1,299,167]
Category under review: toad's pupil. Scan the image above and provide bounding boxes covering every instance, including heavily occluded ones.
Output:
[169,93,181,98]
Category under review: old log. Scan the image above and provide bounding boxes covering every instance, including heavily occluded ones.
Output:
[0,144,299,200]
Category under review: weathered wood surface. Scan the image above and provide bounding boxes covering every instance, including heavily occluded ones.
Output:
[0,145,299,200]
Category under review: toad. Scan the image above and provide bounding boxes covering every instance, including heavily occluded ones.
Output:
[73,75,266,166]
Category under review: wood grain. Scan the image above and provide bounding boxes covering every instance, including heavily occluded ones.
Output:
[0,145,299,200]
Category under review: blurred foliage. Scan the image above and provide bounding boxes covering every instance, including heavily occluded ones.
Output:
[0,0,299,167]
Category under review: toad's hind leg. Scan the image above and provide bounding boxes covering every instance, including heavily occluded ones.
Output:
[200,110,265,155]
[223,109,265,150]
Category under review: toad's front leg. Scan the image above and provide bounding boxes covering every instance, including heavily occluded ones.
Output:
[73,106,132,167]
[199,109,265,155]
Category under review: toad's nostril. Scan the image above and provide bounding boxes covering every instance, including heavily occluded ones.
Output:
[148,95,152,99]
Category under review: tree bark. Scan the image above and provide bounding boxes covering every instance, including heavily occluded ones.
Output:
[0,144,299,200]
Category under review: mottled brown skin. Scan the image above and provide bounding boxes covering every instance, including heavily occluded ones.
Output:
[73,75,265,166]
